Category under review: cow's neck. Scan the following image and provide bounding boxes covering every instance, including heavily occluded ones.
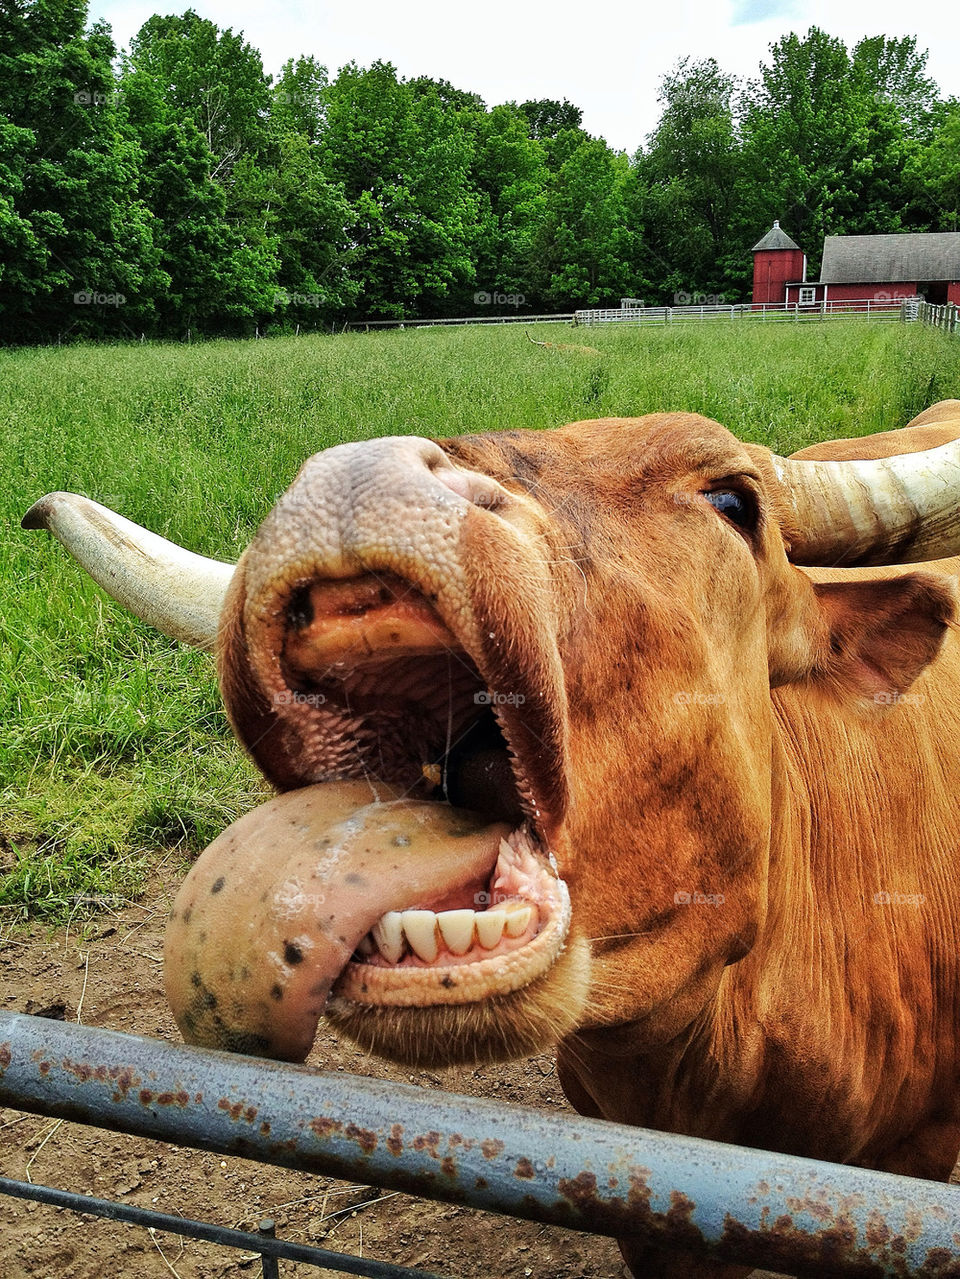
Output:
[560,671,960,1170]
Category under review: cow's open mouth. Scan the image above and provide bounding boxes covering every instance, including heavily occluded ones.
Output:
[272,572,570,1007]
[167,567,585,1066]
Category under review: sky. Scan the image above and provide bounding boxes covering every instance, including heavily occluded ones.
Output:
[91,0,960,154]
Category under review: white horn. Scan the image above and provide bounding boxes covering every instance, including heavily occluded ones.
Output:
[23,492,235,649]
[772,439,960,567]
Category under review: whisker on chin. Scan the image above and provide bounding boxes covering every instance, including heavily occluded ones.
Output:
[588,931,653,943]
[587,980,642,995]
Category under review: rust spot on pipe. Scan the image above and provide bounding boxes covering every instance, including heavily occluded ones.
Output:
[515,1158,535,1180]
[923,1247,958,1271]
[218,1097,244,1121]
[667,1191,697,1226]
[310,1116,343,1140]
[480,1138,504,1160]
[785,1191,836,1223]
[59,1059,140,1100]
[559,1170,598,1207]
[387,1124,403,1157]
[345,1123,377,1154]
[413,1131,441,1157]
[721,1211,878,1277]
[865,1212,890,1249]
[441,1156,457,1178]
[157,1091,190,1108]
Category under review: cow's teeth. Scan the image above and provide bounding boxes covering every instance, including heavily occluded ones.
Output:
[476,907,507,949]
[402,909,439,962]
[504,903,534,937]
[372,911,405,964]
[437,909,476,955]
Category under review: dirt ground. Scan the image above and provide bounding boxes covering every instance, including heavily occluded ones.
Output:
[0,876,626,1279]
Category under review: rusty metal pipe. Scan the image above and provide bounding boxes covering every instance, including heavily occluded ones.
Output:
[1,1013,958,1276]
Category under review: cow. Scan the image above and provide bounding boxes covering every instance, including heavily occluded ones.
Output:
[23,400,960,1278]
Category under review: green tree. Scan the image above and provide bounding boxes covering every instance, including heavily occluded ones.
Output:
[124,10,271,183]
[320,63,478,317]
[641,58,744,299]
[518,98,583,139]
[118,63,276,335]
[533,139,635,308]
[408,75,485,113]
[0,2,160,342]
[907,101,960,230]
[232,131,358,326]
[851,35,939,139]
[271,56,328,143]
[469,103,549,306]
[737,28,917,273]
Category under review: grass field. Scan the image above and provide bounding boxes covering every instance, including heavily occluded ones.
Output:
[2,318,959,923]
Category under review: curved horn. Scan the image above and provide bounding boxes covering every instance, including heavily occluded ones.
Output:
[771,440,960,567]
[22,492,234,649]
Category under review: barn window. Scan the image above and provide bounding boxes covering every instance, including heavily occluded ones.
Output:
[798,286,816,305]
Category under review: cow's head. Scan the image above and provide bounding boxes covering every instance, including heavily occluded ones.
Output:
[25,412,960,1068]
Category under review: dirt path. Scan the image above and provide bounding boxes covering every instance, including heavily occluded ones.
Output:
[0,879,624,1279]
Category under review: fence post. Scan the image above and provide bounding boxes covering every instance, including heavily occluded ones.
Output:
[258,1219,281,1279]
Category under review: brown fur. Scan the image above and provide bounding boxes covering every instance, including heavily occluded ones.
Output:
[220,403,960,1278]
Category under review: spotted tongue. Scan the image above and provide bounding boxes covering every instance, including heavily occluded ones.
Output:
[164,780,510,1061]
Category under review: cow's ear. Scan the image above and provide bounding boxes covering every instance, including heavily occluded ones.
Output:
[809,572,957,708]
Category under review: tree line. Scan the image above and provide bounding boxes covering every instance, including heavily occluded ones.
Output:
[1,1,958,343]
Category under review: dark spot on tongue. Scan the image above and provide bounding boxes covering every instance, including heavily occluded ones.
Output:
[284,941,304,965]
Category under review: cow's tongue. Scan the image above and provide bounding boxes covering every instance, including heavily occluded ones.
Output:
[164,781,510,1061]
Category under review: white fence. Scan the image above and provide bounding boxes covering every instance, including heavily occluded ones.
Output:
[917,300,959,334]
[574,299,914,326]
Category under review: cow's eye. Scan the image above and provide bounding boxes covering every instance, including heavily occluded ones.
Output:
[704,489,758,533]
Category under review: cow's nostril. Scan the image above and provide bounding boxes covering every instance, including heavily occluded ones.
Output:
[434,464,506,511]
[287,585,315,630]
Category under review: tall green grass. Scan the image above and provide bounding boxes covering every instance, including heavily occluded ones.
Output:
[2,319,958,920]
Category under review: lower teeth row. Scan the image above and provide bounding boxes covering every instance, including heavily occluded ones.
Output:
[360,901,536,964]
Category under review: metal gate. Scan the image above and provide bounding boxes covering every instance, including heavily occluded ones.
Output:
[2,1012,959,1277]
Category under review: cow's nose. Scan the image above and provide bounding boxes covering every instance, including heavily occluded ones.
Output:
[327,434,513,516]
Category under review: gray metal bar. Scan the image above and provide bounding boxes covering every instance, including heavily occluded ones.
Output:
[0,1177,447,1278]
[1,1012,958,1276]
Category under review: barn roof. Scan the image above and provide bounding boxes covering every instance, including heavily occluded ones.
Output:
[752,221,801,252]
[819,233,960,283]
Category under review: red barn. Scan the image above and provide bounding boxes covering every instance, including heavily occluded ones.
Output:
[751,225,960,308]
